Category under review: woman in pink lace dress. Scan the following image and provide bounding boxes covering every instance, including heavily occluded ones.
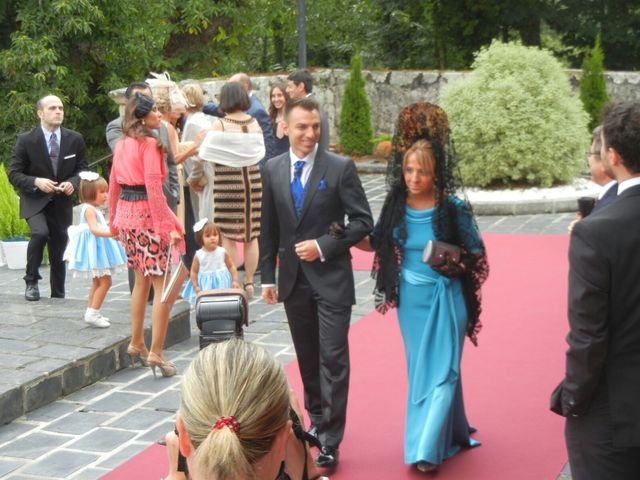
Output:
[108,93,184,378]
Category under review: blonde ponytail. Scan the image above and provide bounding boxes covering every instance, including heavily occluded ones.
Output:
[180,339,290,480]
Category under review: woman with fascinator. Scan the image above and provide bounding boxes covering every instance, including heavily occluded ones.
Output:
[108,92,185,378]
[356,103,488,473]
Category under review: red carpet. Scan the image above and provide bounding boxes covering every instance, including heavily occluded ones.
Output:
[105,234,570,480]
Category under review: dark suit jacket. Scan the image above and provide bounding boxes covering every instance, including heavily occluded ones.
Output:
[551,184,640,447]
[592,182,618,213]
[260,150,373,307]
[9,126,87,222]
[204,93,276,161]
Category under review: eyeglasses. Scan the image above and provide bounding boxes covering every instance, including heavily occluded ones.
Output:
[586,151,600,159]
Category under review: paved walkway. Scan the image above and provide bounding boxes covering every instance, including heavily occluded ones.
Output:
[0,175,574,479]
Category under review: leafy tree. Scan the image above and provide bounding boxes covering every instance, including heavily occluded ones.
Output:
[339,54,373,156]
[441,41,589,188]
[580,33,608,131]
[544,0,640,69]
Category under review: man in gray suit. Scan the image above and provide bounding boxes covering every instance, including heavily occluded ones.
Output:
[286,69,331,153]
[260,97,373,468]
[105,81,179,212]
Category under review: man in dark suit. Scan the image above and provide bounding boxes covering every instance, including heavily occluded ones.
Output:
[286,69,331,153]
[551,101,640,479]
[588,125,617,213]
[9,95,87,301]
[203,73,275,168]
[260,97,373,469]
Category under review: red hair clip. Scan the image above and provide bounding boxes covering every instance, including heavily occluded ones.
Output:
[212,416,240,433]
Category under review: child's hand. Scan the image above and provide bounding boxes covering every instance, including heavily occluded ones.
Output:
[231,280,241,288]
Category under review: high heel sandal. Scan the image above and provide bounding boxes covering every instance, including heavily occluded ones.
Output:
[243,282,254,299]
[127,344,149,367]
[147,352,177,378]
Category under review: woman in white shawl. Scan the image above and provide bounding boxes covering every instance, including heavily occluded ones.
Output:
[198,82,265,298]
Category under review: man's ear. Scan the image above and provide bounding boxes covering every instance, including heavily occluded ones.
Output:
[176,415,192,458]
[608,147,624,167]
[282,121,290,137]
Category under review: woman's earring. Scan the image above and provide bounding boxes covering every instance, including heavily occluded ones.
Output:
[142,119,146,126]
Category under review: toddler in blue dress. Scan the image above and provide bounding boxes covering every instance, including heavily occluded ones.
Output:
[64,172,126,328]
[182,219,240,303]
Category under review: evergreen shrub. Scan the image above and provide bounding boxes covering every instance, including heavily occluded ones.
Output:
[0,164,30,240]
[340,54,373,156]
[441,41,589,188]
[580,33,609,131]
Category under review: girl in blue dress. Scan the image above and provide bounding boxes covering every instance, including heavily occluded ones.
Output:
[358,103,489,473]
[182,219,240,303]
[64,172,127,328]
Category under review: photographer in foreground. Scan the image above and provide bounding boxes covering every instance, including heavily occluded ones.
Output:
[165,339,328,480]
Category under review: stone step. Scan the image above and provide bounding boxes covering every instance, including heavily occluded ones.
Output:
[0,296,190,425]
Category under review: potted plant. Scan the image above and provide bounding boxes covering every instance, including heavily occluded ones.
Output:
[0,164,30,269]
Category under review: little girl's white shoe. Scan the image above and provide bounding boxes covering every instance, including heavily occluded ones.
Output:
[84,308,110,328]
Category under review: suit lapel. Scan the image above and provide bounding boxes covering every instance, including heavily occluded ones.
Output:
[299,150,328,222]
[277,153,297,221]
[34,128,55,177]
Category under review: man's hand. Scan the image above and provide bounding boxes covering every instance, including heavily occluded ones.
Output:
[34,177,58,193]
[57,181,74,196]
[262,286,278,304]
[295,240,320,262]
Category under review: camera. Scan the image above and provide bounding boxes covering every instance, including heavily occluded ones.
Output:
[195,289,248,349]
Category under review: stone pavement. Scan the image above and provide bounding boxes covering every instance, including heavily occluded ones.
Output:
[0,174,575,479]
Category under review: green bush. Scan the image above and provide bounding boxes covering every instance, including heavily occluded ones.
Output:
[440,41,589,188]
[0,164,30,240]
[339,54,373,156]
[580,33,608,131]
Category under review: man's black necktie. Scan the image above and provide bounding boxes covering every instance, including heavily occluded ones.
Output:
[291,160,305,218]
[49,132,60,174]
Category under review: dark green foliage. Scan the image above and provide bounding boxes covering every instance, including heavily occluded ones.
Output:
[0,164,29,240]
[580,33,608,131]
[339,55,373,156]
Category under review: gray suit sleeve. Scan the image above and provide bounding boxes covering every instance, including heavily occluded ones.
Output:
[159,124,179,213]
[105,118,123,153]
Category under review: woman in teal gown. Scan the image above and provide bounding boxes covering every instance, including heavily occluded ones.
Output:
[360,103,488,473]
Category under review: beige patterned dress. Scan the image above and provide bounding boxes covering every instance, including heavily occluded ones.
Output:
[212,117,263,242]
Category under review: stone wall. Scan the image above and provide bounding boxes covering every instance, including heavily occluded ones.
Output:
[110,69,640,146]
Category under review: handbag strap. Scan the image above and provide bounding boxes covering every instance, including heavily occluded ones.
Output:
[161,244,173,294]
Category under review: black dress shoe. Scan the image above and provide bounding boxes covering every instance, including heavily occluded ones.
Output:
[25,282,40,301]
[315,446,339,468]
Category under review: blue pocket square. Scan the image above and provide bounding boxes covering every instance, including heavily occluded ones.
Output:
[318,179,328,190]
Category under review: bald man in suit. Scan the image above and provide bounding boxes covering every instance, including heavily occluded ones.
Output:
[9,95,87,301]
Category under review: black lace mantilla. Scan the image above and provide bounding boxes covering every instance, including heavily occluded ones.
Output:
[371,102,489,345]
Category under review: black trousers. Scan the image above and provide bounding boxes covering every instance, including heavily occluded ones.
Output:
[566,390,640,480]
[181,186,197,270]
[284,268,351,449]
[25,201,68,298]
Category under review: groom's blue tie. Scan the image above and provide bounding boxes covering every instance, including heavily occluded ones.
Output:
[291,160,306,218]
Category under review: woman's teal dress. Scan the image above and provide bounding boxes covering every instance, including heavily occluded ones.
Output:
[397,202,480,465]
